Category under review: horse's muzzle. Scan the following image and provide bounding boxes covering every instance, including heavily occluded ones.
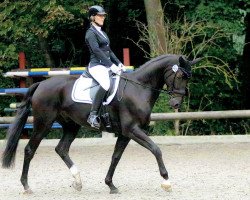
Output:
[169,96,183,109]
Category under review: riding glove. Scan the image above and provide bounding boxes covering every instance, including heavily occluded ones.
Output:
[118,63,126,72]
[110,64,120,74]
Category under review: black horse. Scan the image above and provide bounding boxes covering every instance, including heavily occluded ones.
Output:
[2,54,201,194]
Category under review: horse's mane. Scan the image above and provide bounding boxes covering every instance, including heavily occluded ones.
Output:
[137,54,179,70]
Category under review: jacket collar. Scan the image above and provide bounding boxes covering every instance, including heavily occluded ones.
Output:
[92,24,102,32]
[90,25,109,42]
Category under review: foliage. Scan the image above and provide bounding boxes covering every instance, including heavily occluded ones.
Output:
[136,0,249,135]
[0,0,104,70]
[174,0,248,135]
[149,93,175,136]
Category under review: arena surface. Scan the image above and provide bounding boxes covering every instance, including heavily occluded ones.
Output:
[0,135,250,200]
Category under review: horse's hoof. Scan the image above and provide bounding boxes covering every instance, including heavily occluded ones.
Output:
[161,180,172,192]
[23,189,33,195]
[72,181,82,191]
[110,188,120,194]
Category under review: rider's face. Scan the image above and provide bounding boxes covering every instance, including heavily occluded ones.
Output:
[94,14,106,26]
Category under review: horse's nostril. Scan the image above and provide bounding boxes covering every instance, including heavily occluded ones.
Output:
[169,98,181,109]
[174,103,179,109]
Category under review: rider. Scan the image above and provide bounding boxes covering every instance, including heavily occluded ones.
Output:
[85,5,126,129]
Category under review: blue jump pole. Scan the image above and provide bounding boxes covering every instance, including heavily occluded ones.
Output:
[0,88,28,95]
[0,122,62,129]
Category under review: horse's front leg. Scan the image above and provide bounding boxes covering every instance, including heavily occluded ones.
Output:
[129,125,172,192]
[105,135,130,194]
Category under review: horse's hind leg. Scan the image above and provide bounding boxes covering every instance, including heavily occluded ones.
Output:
[20,116,55,194]
[105,135,130,194]
[55,122,81,191]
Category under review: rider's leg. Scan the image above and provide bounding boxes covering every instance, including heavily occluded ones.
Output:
[87,86,107,128]
[87,65,110,129]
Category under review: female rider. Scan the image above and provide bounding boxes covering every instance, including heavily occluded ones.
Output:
[85,5,125,129]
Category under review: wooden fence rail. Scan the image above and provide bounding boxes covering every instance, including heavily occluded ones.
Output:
[0,110,249,124]
[150,110,250,121]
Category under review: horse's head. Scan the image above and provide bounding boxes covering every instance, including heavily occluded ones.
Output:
[165,56,201,109]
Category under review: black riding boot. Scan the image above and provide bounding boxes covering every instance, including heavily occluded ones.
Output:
[87,87,107,129]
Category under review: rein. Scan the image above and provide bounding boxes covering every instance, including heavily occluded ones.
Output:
[118,67,188,96]
[119,74,171,95]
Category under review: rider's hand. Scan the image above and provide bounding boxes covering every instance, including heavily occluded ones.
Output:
[118,63,126,72]
[110,64,120,74]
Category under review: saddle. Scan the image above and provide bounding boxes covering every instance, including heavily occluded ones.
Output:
[71,70,120,105]
[71,71,121,130]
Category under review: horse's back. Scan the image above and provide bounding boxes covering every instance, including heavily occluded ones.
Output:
[31,76,77,109]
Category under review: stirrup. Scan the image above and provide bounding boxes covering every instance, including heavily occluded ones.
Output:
[87,114,101,129]
[101,113,111,128]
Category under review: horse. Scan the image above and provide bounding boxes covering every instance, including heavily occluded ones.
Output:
[1,54,201,194]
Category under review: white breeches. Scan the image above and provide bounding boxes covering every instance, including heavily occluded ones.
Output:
[88,65,110,91]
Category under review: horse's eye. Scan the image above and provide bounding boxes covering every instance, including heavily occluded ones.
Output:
[176,71,183,79]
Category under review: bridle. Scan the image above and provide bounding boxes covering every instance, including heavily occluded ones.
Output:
[165,67,191,97]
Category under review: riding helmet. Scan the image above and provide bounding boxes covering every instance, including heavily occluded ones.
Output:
[88,5,106,18]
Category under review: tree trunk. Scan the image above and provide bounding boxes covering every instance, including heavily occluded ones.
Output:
[242,12,250,109]
[144,0,166,56]
[38,35,55,67]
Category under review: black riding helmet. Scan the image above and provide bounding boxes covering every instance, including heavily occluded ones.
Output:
[88,5,106,18]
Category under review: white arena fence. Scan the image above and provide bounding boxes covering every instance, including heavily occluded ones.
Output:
[0,110,249,124]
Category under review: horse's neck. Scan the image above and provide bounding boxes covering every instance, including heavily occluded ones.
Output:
[123,64,166,108]
[131,64,165,90]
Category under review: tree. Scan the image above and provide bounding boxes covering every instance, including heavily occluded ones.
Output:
[143,0,166,56]
[241,2,250,109]
[0,0,102,68]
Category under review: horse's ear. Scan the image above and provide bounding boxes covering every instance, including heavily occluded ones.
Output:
[179,56,186,66]
[179,56,190,71]
[190,57,203,65]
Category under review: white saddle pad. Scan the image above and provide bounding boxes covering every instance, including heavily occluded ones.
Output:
[71,75,120,105]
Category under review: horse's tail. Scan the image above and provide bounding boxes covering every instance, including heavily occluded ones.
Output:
[2,82,40,168]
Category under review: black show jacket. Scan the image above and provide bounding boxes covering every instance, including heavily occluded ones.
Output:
[85,25,121,68]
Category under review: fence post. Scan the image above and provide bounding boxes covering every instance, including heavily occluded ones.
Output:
[174,109,180,135]
[123,48,130,66]
[18,52,29,138]
[18,52,26,88]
